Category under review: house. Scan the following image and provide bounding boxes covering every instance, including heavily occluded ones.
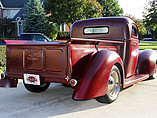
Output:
[0,0,29,37]
[0,0,70,37]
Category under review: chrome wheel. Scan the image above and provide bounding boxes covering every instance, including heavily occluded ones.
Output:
[150,66,156,79]
[96,65,121,103]
[107,67,120,100]
[152,68,156,79]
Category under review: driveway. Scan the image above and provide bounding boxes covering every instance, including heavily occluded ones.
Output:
[0,74,157,118]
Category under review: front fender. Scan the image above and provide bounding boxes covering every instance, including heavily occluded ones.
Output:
[72,49,124,100]
[138,49,157,76]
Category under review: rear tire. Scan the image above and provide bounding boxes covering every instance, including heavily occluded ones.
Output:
[23,81,50,93]
[96,65,121,103]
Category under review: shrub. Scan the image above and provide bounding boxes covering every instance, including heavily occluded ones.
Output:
[0,37,19,40]
[45,23,59,40]
[57,32,70,39]
[0,46,6,71]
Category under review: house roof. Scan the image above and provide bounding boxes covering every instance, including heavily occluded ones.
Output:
[12,0,45,21]
[1,0,45,21]
[12,6,26,21]
[0,0,29,8]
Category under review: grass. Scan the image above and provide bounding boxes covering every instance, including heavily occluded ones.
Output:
[139,43,157,46]
[139,42,157,50]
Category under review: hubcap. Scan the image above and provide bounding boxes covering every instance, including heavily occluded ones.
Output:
[108,70,120,98]
[153,68,156,79]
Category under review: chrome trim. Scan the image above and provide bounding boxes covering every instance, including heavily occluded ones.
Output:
[65,76,69,81]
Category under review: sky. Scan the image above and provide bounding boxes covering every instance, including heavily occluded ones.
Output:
[118,0,151,19]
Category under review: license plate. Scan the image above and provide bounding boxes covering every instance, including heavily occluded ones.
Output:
[24,74,40,85]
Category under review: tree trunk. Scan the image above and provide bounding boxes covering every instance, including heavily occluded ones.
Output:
[2,28,5,38]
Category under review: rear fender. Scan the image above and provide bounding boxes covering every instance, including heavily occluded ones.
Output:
[72,49,124,100]
[138,49,157,76]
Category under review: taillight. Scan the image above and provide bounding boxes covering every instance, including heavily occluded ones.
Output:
[70,79,77,87]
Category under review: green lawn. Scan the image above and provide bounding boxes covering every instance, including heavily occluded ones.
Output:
[139,42,157,50]
[139,42,157,46]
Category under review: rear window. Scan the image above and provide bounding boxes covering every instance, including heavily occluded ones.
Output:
[84,27,109,34]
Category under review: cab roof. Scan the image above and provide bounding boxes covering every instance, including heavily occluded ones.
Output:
[71,17,135,40]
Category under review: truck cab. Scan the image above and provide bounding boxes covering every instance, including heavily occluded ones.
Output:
[0,17,156,103]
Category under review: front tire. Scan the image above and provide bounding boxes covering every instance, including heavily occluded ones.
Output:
[149,66,156,79]
[23,81,50,93]
[96,65,121,103]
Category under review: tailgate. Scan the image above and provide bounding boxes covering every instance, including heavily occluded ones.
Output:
[6,43,68,82]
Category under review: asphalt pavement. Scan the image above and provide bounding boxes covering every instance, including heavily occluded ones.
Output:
[0,72,157,118]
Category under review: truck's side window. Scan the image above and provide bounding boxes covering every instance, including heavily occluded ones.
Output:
[84,27,109,34]
[132,26,137,37]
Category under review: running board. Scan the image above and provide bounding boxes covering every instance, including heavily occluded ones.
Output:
[124,74,149,88]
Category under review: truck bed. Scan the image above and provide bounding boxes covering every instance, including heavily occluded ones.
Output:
[6,41,69,83]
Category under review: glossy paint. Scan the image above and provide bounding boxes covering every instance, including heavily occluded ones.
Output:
[138,49,156,76]
[6,42,69,84]
[124,24,139,77]
[70,17,156,100]
[72,49,124,100]
[0,17,156,101]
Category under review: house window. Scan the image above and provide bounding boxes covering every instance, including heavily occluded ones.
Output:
[7,10,10,18]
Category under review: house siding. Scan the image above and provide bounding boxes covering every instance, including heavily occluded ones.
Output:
[65,24,71,32]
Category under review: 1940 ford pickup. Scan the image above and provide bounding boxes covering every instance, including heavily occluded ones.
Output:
[0,17,156,103]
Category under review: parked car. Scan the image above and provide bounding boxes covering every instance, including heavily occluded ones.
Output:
[19,33,51,42]
[0,17,156,103]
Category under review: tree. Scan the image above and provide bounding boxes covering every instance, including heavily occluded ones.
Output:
[23,0,47,33]
[44,0,103,30]
[82,0,103,19]
[45,23,59,40]
[97,0,123,17]
[143,0,157,39]
[135,19,147,39]
[0,17,12,37]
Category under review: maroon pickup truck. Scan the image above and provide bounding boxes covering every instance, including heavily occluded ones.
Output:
[0,17,156,103]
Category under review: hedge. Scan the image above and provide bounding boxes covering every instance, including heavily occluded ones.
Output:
[57,32,70,39]
[0,37,19,40]
[0,46,6,72]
